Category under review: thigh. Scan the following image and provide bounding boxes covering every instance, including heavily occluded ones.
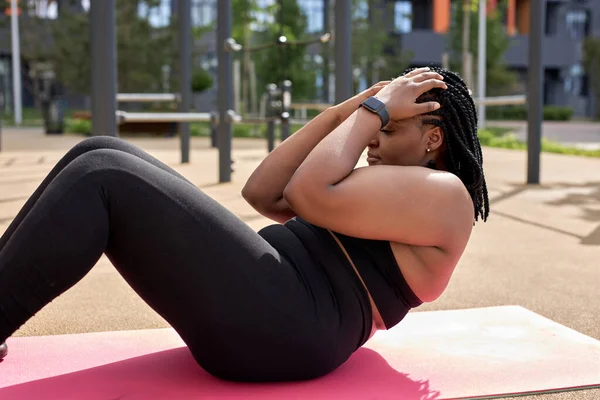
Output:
[1,136,192,249]
[86,150,338,380]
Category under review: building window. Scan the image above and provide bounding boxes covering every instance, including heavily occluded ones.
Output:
[298,0,324,33]
[394,1,412,33]
[191,0,216,27]
[139,0,171,27]
[353,0,369,20]
[566,9,590,40]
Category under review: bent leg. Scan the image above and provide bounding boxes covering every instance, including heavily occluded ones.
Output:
[0,136,193,251]
[0,149,342,381]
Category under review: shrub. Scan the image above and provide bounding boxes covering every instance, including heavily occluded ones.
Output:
[486,105,574,121]
[65,118,91,135]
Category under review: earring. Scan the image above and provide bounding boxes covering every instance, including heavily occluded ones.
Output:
[426,148,431,153]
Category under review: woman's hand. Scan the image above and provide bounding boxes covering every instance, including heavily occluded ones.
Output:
[331,80,391,124]
[375,67,447,121]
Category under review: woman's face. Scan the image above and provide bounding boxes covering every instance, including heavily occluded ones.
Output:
[366,117,441,167]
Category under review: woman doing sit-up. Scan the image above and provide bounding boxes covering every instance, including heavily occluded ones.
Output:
[0,66,489,381]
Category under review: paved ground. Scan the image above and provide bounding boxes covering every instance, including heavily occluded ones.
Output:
[1,128,599,400]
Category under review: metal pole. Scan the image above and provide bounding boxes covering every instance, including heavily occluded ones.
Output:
[210,111,218,148]
[10,0,22,125]
[281,80,292,142]
[527,0,545,184]
[266,84,277,152]
[462,0,472,89]
[90,0,117,136]
[217,0,233,183]
[477,0,487,129]
[0,91,3,151]
[178,0,192,163]
[335,0,352,103]
[322,0,330,103]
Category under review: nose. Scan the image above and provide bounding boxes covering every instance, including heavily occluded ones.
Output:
[368,136,379,148]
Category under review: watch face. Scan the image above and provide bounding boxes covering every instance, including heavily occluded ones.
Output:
[363,96,384,111]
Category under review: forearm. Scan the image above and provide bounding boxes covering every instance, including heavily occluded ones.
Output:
[242,107,342,210]
[286,108,380,194]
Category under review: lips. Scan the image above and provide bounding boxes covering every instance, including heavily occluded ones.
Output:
[367,152,380,164]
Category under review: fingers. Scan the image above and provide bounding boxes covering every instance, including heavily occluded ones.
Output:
[417,78,448,93]
[412,71,444,83]
[374,80,392,86]
[403,67,431,79]
[416,102,442,114]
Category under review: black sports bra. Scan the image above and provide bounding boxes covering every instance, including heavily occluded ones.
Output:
[288,217,422,329]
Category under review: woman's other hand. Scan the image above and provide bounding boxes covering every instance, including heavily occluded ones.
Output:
[375,67,447,121]
[331,80,391,124]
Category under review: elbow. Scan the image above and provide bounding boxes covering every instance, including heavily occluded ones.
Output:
[283,178,324,219]
[241,184,258,207]
[283,179,306,212]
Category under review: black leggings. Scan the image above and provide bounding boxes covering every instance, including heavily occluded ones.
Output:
[0,137,368,382]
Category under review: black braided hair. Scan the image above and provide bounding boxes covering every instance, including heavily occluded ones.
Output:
[403,66,490,222]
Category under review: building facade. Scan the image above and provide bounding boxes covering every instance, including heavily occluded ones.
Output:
[391,0,599,117]
[1,0,599,116]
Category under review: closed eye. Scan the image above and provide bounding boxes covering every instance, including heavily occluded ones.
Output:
[380,129,394,135]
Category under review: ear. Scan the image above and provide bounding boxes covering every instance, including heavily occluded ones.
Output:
[424,126,444,151]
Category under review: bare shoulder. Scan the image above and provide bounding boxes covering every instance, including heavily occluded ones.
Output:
[285,165,475,250]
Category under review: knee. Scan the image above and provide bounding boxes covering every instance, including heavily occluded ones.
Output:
[70,136,126,156]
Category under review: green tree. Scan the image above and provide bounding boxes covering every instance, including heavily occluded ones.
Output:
[351,0,413,89]
[448,0,518,96]
[583,37,600,119]
[251,0,317,102]
[12,0,176,101]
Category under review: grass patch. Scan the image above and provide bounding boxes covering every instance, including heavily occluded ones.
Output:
[478,129,600,158]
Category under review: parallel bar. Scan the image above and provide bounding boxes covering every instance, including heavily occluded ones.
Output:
[473,95,526,106]
[90,0,117,137]
[116,112,211,124]
[477,0,487,129]
[290,95,527,112]
[334,0,352,103]
[10,0,22,125]
[527,0,545,184]
[117,93,180,103]
[217,0,233,182]
[178,0,192,163]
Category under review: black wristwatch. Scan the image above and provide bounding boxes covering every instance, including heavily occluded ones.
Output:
[359,96,390,129]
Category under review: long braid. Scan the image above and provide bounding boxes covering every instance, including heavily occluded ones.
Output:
[404,66,490,222]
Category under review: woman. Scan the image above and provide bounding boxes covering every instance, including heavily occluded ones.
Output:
[0,67,488,381]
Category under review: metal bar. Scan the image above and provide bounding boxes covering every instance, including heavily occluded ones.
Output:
[178,0,192,163]
[90,0,117,137]
[266,84,276,152]
[217,0,233,182]
[322,0,330,103]
[473,95,526,106]
[116,112,212,123]
[117,93,180,102]
[280,80,292,141]
[335,0,352,103]
[290,95,527,111]
[10,0,22,125]
[210,111,218,148]
[477,0,487,129]
[527,0,545,185]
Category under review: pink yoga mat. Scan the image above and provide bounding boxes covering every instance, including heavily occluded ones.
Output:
[1,306,599,400]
